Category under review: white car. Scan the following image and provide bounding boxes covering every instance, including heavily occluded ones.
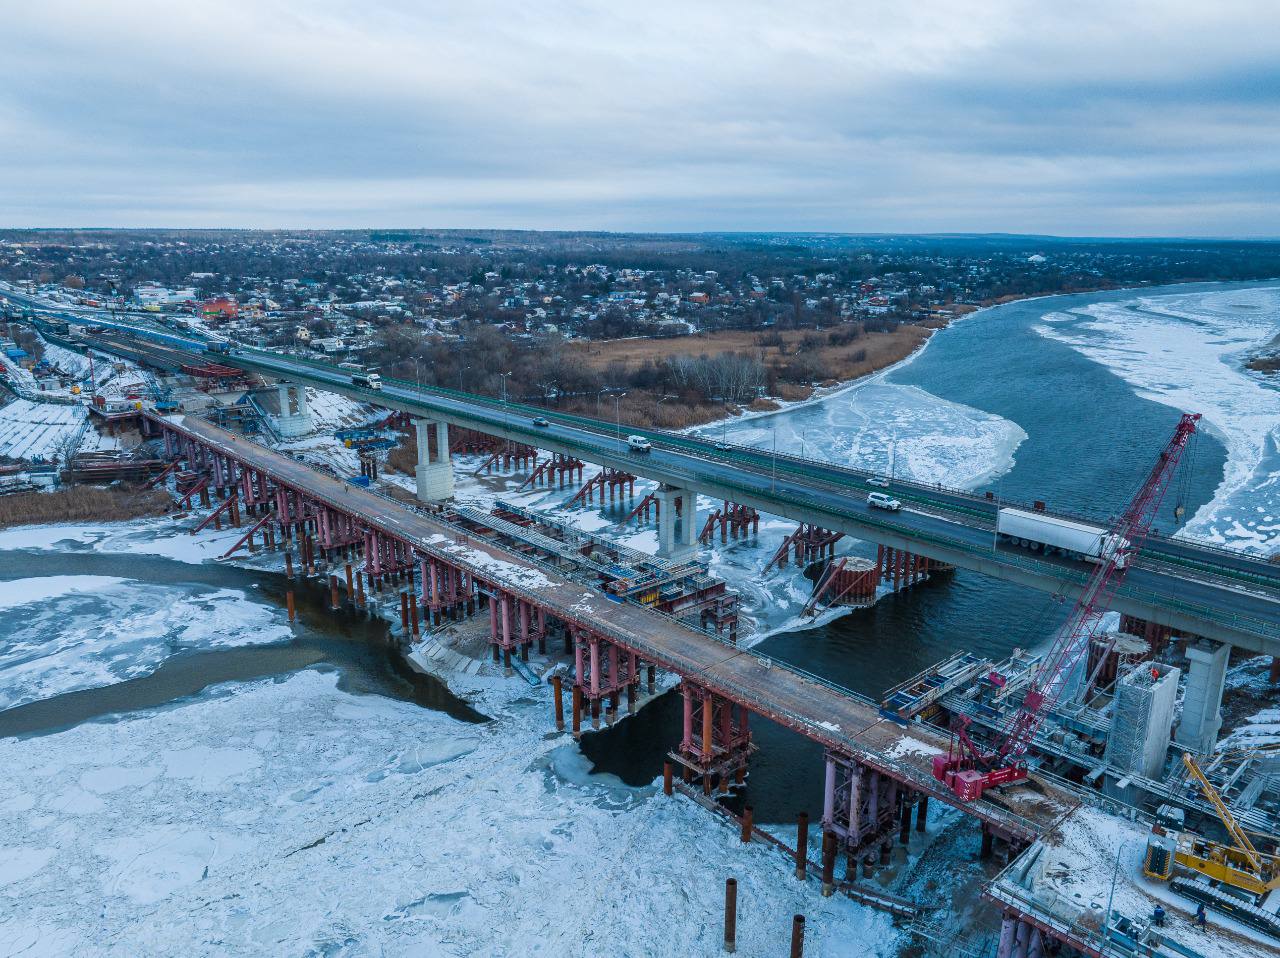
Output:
[866,476,890,488]
[867,492,902,512]
[627,435,652,453]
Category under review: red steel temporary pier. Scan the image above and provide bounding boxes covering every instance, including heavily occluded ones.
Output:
[699,501,761,543]
[144,411,1083,883]
[567,467,637,506]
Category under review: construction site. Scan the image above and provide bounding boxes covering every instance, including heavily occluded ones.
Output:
[1,306,1279,958]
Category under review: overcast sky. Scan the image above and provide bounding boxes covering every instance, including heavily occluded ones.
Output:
[2,1,1277,235]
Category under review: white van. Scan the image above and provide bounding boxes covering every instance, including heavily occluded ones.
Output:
[867,491,902,512]
[627,435,652,453]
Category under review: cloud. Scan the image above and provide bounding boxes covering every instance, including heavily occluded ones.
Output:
[1,1,1277,234]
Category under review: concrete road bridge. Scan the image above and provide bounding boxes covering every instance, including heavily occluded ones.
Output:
[215,349,1280,651]
[9,303,1279,755]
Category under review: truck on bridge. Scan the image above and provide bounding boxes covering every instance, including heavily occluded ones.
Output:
[997,507,1131,568]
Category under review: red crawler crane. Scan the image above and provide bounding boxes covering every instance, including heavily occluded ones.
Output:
[933,412,1202,801]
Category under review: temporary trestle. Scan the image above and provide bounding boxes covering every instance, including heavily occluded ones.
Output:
[151,411,1088,925]
[625,490,664,525]
[448,425,502,456]
[419,555,478,625]
[698,501,760,543]
[671,680,754,796]
[475,443,538,475]
[485,588,549,668]
[765,523,844,571]
[823,750,928,874]
[876,544,947,592]
[567,467,637,506]
[518,452,584,490]
[571,628,643,729]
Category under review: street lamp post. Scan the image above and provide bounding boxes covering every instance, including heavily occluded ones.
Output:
[499,371,512,441]
[771,423,778,492]
[614,392,627,446]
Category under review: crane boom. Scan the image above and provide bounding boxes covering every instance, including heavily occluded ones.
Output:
[933,413,1201,801]
[1182,753,1263,872]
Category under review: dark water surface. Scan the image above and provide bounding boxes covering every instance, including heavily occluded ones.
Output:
[0,550,485,739]
[583,283,1244,822]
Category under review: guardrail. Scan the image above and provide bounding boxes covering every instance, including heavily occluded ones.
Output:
[71,324,1280,618]
[239,349,1277,563]
[230,355,1280,641]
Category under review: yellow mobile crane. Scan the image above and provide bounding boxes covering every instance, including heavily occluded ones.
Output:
[1144,747,1280,935]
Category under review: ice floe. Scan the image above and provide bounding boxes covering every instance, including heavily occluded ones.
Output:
[1036,285,1280,554]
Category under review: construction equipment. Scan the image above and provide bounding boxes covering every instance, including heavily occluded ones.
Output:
[1144,753,1280,897]
[932,413,1201,801]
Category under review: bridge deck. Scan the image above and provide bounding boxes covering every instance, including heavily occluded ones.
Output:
[219,347,1280,654]
[166,413,1081,840]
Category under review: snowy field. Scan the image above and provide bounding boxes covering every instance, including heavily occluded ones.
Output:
[0,398,117,462]
[1036,285,1280,553]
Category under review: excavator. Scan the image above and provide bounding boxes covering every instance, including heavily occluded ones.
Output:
[1144,746,1280,935]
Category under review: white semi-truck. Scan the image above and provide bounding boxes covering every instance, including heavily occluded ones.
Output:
[996,507,1131,568]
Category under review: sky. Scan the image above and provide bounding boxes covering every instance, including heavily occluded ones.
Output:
[2,1,1278,236]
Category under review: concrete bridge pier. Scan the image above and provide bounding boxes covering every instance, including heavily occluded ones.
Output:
[1176,638,1230,754]
[414,418,455,502]
[272,382,314,438]
[656,483,698,558]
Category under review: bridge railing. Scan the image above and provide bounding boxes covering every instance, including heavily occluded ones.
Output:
[236,348,1274,574]
[225,355,1280,640]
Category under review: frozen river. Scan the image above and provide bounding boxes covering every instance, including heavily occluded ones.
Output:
[2,280,1278,955]
[586,280,1279,819]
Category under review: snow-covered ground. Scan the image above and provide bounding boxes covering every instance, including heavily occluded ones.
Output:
[0,398,117,462]
[0,549,891,956]
[1015,804,1275,958]
[0,574,292,710]
[1036,285,1280,554]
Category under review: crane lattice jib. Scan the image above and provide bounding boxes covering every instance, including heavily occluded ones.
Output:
[998,413,1201,761]
[1183,752,1264,872]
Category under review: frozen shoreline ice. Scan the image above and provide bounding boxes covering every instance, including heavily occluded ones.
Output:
[0,573,293,710]
[0,668,893,957]
[1036,285,1280,554]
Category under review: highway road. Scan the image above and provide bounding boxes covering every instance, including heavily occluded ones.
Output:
[225,348,1280,653]
[6,290,1279,654]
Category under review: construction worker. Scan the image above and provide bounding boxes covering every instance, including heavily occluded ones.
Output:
[1152,904,1166,927]
[1195,903,1207,929]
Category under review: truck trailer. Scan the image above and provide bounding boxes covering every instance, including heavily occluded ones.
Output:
[996,507,1130,568]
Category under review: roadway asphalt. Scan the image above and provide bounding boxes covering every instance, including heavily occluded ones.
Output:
[226,350,1280,647]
